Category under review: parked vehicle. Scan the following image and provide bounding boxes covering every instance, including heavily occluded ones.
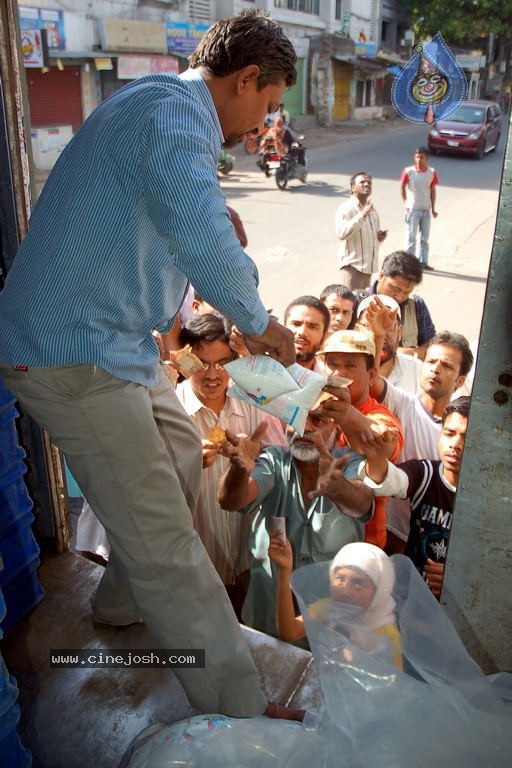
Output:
[428,100,502,159]
[217,149,234,175]
[275,138,307,189]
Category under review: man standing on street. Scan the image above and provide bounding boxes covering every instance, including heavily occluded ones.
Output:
[0,11,299,719]
[400,147,439,270]
[335,172,387,290]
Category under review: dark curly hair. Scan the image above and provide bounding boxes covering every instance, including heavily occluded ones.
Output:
[189,10,297,89]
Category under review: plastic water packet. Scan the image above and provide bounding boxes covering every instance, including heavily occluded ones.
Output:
[224,356,327,435]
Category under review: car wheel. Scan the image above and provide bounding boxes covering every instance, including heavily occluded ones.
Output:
[474,142,484,160]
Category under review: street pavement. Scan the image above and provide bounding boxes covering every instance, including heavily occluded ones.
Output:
[222,117,509,347]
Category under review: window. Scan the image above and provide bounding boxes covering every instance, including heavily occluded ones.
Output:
[274,0,320,14]
[356,80,373,107]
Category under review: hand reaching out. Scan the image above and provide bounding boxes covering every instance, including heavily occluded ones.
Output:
[220,421,268,473]
[309,433,351,499]
[362,295,398,337]
[268,535,293,573]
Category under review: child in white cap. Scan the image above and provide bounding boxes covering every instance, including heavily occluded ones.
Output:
[269,537,402,668]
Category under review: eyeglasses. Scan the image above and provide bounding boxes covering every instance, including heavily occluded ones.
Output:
[196,357,235,372]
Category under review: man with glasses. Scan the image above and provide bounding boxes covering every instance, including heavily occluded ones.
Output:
[176,314,286,618]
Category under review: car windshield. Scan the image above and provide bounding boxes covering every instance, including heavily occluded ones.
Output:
[448,106,485,123]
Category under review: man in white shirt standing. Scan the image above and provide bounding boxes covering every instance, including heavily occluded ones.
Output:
[400,147,439,270]
[335,171,387,290]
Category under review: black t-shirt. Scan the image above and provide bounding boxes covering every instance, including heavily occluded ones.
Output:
[400,459,456,575]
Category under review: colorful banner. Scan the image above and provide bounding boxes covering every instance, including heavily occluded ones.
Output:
[117,55,180,80]
[166,22,209,54]
[19,5,65,51]
[21,29,44,67]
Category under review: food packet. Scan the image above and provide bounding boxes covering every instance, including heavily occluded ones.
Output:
[224,356,327,435]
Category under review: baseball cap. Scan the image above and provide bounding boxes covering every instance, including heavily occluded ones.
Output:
[356,294,402,322]
[318,329,376,357]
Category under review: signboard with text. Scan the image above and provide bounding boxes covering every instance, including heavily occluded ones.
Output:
[166,22,209,55]
[19,5,65,51]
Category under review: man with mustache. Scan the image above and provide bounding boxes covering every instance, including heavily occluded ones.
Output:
[217,401,374,637]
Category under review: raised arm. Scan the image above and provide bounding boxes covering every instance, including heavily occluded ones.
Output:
[268,535,306,642]
[216,422,268,510]
[309,434,373,518]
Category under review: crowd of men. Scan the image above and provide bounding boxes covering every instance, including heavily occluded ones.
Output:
[153,259,473,638]
[0,9,476,720]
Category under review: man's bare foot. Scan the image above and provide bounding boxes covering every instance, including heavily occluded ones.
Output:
[263,702,305,722]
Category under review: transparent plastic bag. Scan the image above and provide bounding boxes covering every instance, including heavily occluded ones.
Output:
[122,555,512,768]
[291,555,512,768]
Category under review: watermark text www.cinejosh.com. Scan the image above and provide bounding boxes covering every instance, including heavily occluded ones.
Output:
[50,649,205,668]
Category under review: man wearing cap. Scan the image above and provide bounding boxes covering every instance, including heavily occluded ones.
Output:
[335,172,388,290]
[317,330,404,549]
[356,295,422,394]
[217,401,374,637]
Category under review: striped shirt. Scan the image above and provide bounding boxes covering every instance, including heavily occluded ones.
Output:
[175,378,286,585]
[335,195,381,274]
[0,70,268,385]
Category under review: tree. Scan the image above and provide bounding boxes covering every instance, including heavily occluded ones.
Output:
[398,0,512,46]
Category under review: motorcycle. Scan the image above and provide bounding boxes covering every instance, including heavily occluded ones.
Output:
[217,149,234,175]
[256,137,283,177]
[275,136,307,190]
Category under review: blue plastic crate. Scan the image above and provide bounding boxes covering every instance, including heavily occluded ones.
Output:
[0,465,34,538]
[0,419,25,475]
[0,518,40,587]
[1,564,44,632]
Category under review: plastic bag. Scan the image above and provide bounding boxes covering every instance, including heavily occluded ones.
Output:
[122,556,512,768]
[120,714,330,768]
[224,356,326,435]
[291,555,512,768]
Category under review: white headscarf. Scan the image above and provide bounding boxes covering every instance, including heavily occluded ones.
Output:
[329,542,397,630]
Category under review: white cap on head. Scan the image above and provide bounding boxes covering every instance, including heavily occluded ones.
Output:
[356,295,402,322]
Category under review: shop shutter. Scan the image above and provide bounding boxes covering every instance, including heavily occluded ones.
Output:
[25,66,83,133]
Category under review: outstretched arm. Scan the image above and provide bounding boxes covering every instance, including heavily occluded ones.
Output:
[268,535,306,642]
[216,422,267,510]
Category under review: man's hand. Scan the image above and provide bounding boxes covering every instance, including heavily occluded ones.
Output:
[318,381,351,424]
[229,325,251,357]
[201,439,219,469]
[220,422,268,473]
[362,295,398,337]
[244,317,296,367]
[432,210,438,219]
[377,229,388,242]
[226,205,248,248]
[268,535,293,573]
[309,433,351,500]
[424,559,445,598]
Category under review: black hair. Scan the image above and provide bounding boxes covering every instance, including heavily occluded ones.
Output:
[284,295,331,334]
[178,313,232,347]
[380,251,423,285]
[427,331,474,377]
[349,171,372,188]
[189,10,297,89]
[415,146,429,156]
[442,396,471,425]
[320,283,356,306]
